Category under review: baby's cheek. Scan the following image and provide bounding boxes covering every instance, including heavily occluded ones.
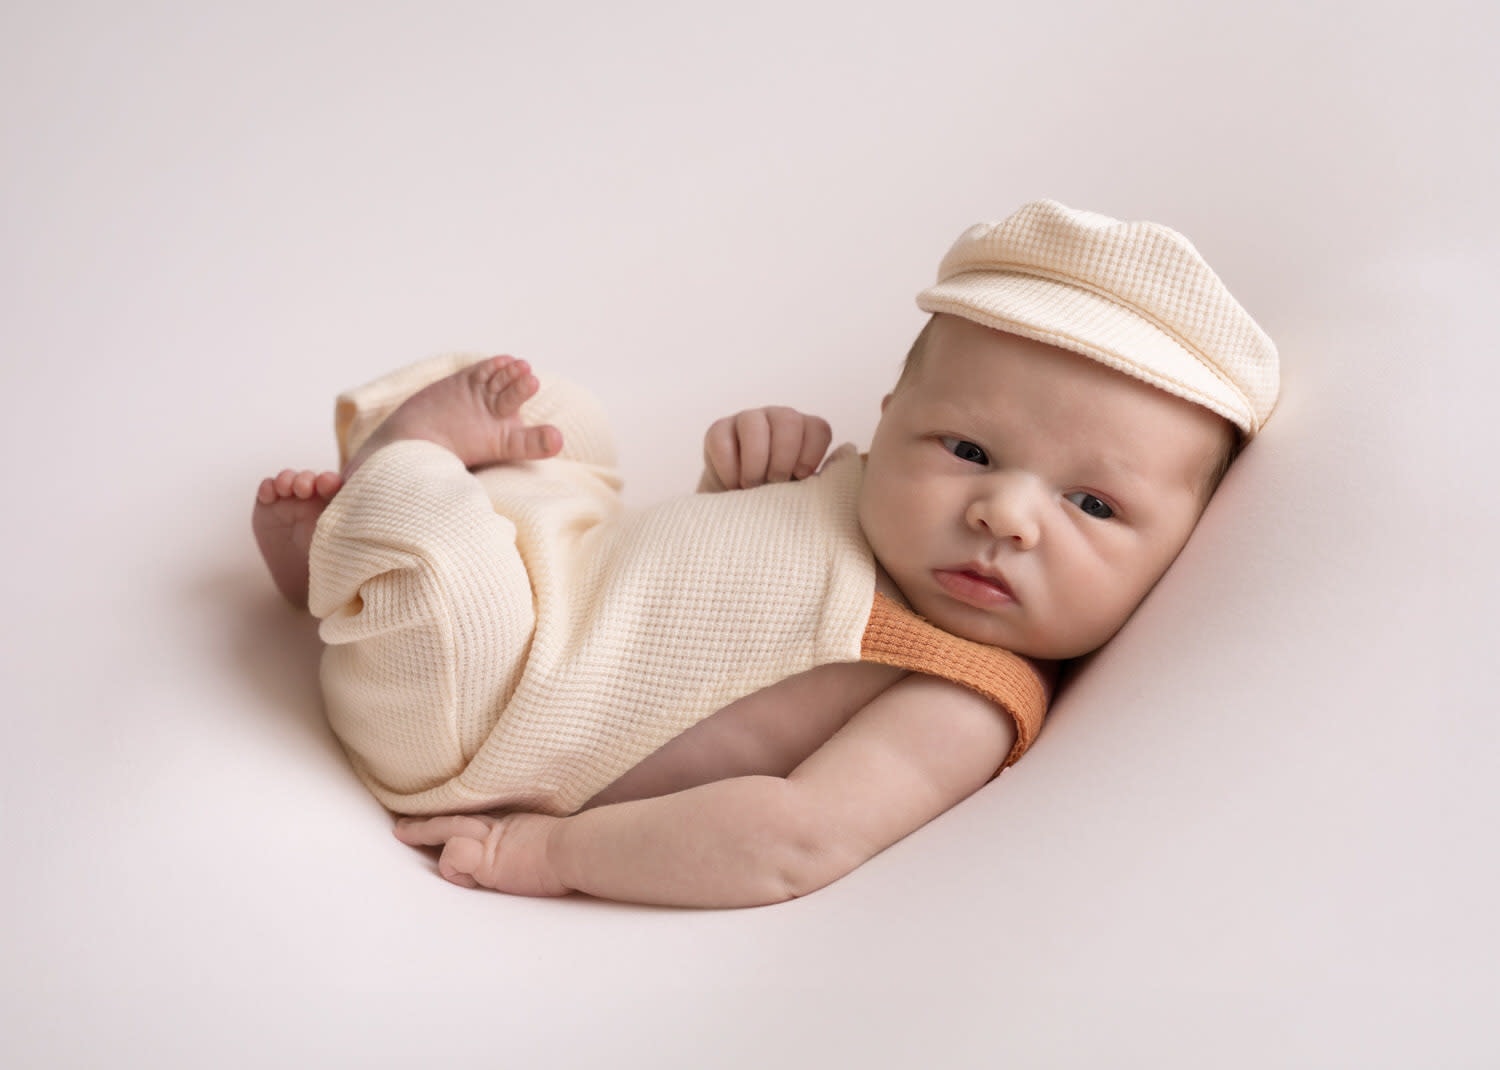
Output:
[859,493,905,561]
[1058,561,1141,643]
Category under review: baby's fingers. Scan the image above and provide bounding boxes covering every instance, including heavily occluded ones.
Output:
[733,409,773,488]
[766,409,832,482]
[703,408,832,490]
[796,416,832,479]
[703,416,742,491]
[396,815,495,889]
[394,814,495,847]
[436,837,486,888]
[764,408,804,483]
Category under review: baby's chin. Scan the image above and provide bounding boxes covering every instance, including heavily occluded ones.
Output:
[918,600,1115,663]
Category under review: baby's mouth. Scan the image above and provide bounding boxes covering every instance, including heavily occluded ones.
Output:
[933,566,1017,607]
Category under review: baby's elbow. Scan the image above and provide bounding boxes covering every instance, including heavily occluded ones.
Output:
[770,844,863,903]
[760,796,870,903]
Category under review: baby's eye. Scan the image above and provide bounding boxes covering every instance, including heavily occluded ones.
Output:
[940,437,989,465]
[1065,491,1115,519]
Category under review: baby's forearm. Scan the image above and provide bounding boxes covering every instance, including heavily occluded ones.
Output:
[548,776,853,908]
[396,674,1008,906]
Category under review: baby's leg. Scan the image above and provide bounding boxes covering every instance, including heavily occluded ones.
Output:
[252,469,342,607]
[252,356,562,608]
[343,355,562,479]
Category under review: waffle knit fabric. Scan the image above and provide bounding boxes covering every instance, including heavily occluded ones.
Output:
[308,355,1052,816]
[918,199,1279,436]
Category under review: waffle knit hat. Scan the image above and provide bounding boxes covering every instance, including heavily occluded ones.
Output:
[916,200,1279,436]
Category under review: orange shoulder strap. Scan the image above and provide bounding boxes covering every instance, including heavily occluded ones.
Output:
[860,592,1055,770]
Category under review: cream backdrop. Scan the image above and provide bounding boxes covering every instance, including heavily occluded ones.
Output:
[3,2,1496,1067]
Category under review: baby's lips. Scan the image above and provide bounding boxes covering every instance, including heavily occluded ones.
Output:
[934,566,1018,608]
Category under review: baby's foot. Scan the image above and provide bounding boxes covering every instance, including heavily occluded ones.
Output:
[252,469,343,608]
[345,356,563,478]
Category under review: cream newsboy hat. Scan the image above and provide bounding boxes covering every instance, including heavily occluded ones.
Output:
[916,200,1279,436]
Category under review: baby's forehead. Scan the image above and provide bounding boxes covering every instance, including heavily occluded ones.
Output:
[910,331,1233,487]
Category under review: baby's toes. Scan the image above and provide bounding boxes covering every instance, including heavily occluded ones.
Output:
[481,356,540,417]
[291,470,320,499]
[504,423,562,461]
[256,477,279,505]
[313,471,343,500]
[272,469,301,497]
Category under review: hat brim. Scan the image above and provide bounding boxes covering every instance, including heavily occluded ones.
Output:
[917,271,1255,433]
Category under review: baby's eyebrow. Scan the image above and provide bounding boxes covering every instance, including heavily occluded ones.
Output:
[1070,457,1182,510]
[1072,450,1144,485]
[1082,451,1209,503]
[922,398,989,426]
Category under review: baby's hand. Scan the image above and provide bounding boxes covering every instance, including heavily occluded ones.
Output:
[699,407,833,492]
[394,813,570,897]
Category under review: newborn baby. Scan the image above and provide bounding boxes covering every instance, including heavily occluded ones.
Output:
[253,200,1278,907]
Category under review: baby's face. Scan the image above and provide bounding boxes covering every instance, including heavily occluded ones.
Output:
[858,315,1232,661]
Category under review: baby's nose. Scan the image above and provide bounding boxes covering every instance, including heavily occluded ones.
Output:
[966,477,1042,549]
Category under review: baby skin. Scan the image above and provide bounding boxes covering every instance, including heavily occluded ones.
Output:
[255,318,1232,907]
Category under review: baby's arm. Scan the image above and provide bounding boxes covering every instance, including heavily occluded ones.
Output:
[697,407,832,492]
[395,674,1016,907]
[582,661,904,809]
